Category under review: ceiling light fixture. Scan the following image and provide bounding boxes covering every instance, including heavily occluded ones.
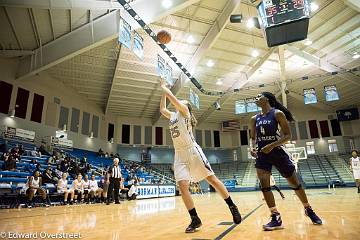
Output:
[206,60,215,67]
[216,79,223,85]
[251,49,259,58]
[304,39,312,46]
[246,18,255,29]
[186,35,195,44]
[310,2,319,12]
[162,0,172,9]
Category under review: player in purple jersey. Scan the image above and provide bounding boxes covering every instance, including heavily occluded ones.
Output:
[250,92,322,231]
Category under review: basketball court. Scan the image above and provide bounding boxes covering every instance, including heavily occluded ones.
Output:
[0,188,358,240]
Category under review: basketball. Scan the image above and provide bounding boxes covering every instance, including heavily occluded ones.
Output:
[157,30,172,44]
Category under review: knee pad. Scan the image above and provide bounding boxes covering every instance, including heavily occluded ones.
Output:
[261,187,272,192]
[290,184,302,190]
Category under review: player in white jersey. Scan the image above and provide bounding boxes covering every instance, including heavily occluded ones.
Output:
[83,175,91,203]
[89,174,103,203]
[349,150,360,193]
[72,174,84,203]
[24,171,49,208]
[57,172,74,205]
[159,79,241,233]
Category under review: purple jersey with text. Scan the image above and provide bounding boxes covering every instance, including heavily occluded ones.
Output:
[254,108,295,177]
[255,108,281,151]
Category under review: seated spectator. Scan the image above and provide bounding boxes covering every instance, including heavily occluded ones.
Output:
[60,157,69,173]
[48,155,57,165]
[82,175,91,203]
[68,159,80,179]
[57,173,74,205]
[3,155,16,171]
[128,178,139,201]
[10,147,20,162]
[89,175,102,203]
[1,152,10,161]
[18,145,24,156]
[24,171,50,208]
[0,140,8,153]
[79,159,90,177]
[104,152,109,158]
[97,148,104,157]
[42,167,58,184]
[119,177,129,200]
[71,174,84,203]
[38,143,50,156]
[98,171,109,203]
[54,165,63,179]
[30,147,40,157]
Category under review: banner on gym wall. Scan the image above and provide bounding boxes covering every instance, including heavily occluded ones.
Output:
[137,185,159,199]
[5,127,35,142]
[158,185,176,197]
[133,31,144,60]
[50,136,73,149]
[119,18,132,49]
[136,185,176,199]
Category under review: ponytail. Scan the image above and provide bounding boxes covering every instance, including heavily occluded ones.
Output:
[186,103,197,127]
[262,92,295,122]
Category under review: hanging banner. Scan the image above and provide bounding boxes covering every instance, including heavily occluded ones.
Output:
[119,18,132,49]
[157,54,166,79]
[235,100,246,114]
[324,85,339,102]
[165,63,174,86]
[133,31,144,60]
[189,88,200,110]
[246,98,260,113]
[304,88,317,104]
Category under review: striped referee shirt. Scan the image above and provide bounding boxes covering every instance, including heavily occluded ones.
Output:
[110,165,121,178]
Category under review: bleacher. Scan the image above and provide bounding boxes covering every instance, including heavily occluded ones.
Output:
[0,137,163,208]
[1,134,358,207]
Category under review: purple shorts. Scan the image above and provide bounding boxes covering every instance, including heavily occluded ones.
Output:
[255,147,295,178]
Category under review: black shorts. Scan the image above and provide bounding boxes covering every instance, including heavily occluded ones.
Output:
[255,147,295,178]
[74,189,82,195]
[84,189,89,195]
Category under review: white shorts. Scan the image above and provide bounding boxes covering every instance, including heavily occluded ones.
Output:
[353,169,360,180]
[174,144,214,182]
[57,189,71,194]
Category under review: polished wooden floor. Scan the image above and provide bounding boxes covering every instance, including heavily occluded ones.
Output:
[0,188,359,240]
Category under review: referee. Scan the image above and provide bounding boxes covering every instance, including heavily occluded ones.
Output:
[106,158,122,205]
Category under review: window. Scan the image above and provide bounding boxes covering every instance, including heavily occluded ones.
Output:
[247,148,255,160]
[306,141,315,154]
[285,143,295,149]
[233,150,238,161]
[328,139,338,153]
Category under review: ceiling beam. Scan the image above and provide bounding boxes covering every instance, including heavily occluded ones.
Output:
[285,45,360,87]
[344,0,360,12]
[288,91,334,112]
[15,0,197,80]
[0,50,34,57]
[196,47,276,125]
[152,0,242,124]
[105,44,122,115]
[16,10,120,80]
